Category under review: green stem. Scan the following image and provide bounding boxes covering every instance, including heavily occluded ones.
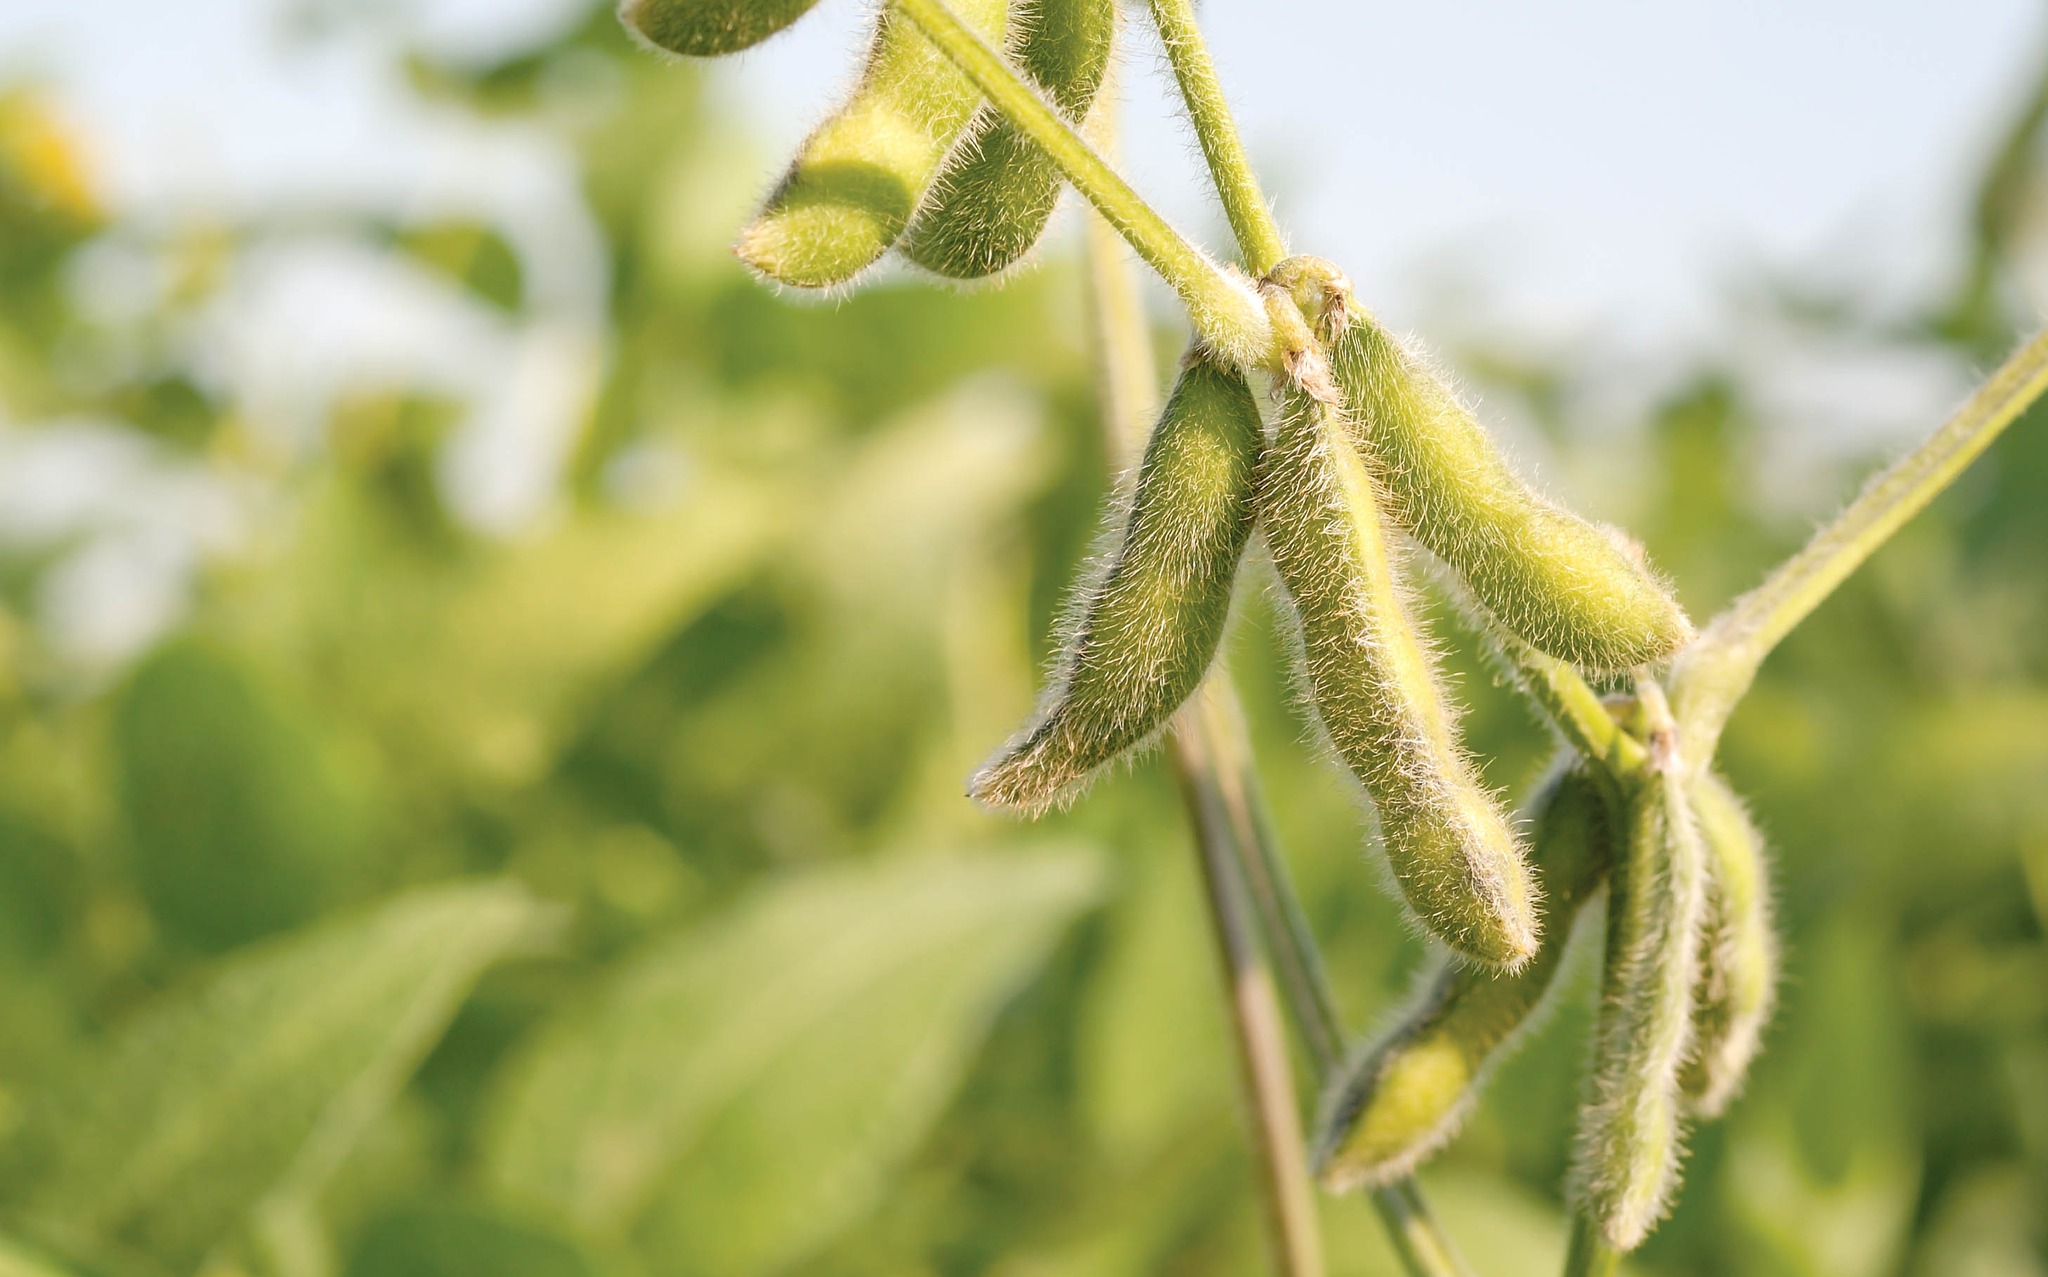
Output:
[1373,1179,1474,1277]
[889,0,1271,364]
[1671,324,2048,758]
[1562,1217,1623,1277]
[1143,0,1287,274]
[1170,720,1328,1277]
[1496,637,1648,778]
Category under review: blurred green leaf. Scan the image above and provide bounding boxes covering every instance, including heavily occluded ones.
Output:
[343,1199,621,1277]
[390,222,524,312]
[483,849,1103,1276]
[10,880,548,1277]
[113,637,377,953]
[0,1236,72,1277]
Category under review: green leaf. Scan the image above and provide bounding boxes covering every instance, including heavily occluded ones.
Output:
[113,638,376,953]
[12,880,548,1277]
[343,1200,623,1277]
[482,848,1102,1276]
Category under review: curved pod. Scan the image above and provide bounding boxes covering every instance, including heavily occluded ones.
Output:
[1328,317,1691,674]
[1260,377,1538,969]
[738,0,1008,287]
[972,353,1262,814]
[902,0,1117,278]
[1569,759,1707,1251]
[1681,771,1777,1117]
[1315,764,1615,1189]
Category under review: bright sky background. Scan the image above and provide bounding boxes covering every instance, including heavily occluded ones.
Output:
[1,0,2042,662]
[4,0,2041,338]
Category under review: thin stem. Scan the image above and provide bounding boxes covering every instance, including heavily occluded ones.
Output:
[1194,681,1344,1077]
[1495,637,1648,778]
[1143,0,1287,274]
[1562,1217,1623,1277]
[1671,325,2048,758]
[889,0,1272,364]
[1170,721,1327,1277]
[1373,1179,1474,1277]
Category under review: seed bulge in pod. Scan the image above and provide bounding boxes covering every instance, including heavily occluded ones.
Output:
[1328,315,1691,675]
[737,0,1007,288]
[1316,763,1614,1189]
[617,0,822,57]
[1259,369,1538,970]
[902,0,1116,278]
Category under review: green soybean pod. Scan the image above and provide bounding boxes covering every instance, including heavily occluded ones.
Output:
[971,352,1261,814]
[1568,746,1708,1251]
[736,0,1007,288]
[1682,771,1777,1118]
[1327,315,1691,675]
[1315,763,1615,1190]
[901,0,1116,278]
[1260,374,1539,970]
[617,0,822,57]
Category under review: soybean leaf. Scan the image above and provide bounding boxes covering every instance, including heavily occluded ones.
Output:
[482,848,1103,1276]
[11,880,549,1277]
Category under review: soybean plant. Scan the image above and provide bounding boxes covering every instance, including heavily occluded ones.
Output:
[622,0,2048,1272]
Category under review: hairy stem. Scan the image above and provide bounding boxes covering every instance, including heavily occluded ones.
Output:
[1171,721,1327,1277]
[1496,637,1648,778]
[1143,0,1286,274]
[889,0,1271,362]
[1672,325,2048,758]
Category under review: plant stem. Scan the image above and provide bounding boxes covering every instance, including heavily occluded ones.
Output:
[1671,324,2048,758]
[1562,1217,1623,1277]
[1192,681,1344,1077]
[1143,0,1287,275]
[1373,1179,1474,1277]
[889,0,1272,364]
[1170,720,1328,1277]
[1496,638,1648,778]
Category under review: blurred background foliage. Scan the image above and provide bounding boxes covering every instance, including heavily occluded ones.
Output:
[0,5,2046,1276]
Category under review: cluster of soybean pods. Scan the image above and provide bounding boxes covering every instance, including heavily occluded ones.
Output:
[623,0,1778,1256]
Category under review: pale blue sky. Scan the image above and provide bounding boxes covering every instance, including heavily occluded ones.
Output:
[2,0,2041,341]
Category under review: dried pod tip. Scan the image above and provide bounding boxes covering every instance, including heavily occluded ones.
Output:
[618,0,823,57]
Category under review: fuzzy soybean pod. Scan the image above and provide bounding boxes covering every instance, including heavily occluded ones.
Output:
[1681,771,1778,1119]
[1326,314,1691,675]
[970,353,1262,814]
[1314,763,1615,1191]
[1259,371,1539,970]
[1569,739,1708,1251]
[736,0,1007,288]
[617,0,821,57]
[901,0,1116,278]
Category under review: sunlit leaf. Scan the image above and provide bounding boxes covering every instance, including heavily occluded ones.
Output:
[482,848,1103,1276]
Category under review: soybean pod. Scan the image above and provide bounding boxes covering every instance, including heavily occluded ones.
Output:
[1327,314,1691,675]
[1568,693,1707,1252]
[1682,770,1777,1118]
[737,0,1007,288]
[903,0,1116,278]
[1259,359,1539,970]
[971,352,1261,814]
[1315,763,1615,1190]
[617,0,821,57]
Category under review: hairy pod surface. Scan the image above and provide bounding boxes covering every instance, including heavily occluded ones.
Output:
[736,0,1007,287]
[1314,763,1615,1190]
[1326,315,1691,674]
[1258,368,1538,969]
[1569,743,1708,1251]
[902,0,1116,278]
[1682,771,1777,1118]
[617,0,821,57]
[971,353,1261,814]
